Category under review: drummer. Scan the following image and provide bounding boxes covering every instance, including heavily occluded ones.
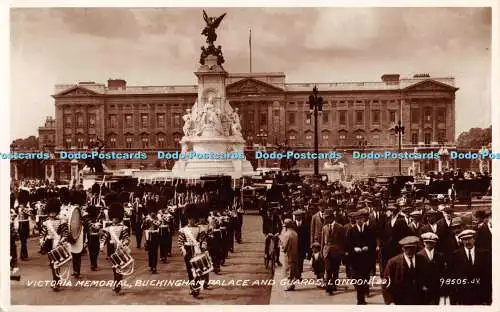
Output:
[100,202,130,295]
[178,204,209,297]
[39,198,70,292]
[85,205,101,271]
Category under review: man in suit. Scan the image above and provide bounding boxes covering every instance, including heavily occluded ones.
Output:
[321,208,345,295]
[380,200,413,275]
[310,199,327,246]
[441,217,464,265]
[291,209,309,279]
[280,218,300,291]
[383,236,428,305]
[347,208,375,305]
[418,232,445,304]
[474,210,491,252]
[447,229,492,305]
[368,201,386,277]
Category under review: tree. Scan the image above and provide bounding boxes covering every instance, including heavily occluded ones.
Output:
[456,126,491,149]
[12,136,39,150]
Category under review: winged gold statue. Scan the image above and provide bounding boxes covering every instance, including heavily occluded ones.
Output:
[201,10,226,45]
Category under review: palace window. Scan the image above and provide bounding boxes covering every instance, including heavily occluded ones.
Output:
[157,114,165,128]
[411,109,420,124]
[355,111,364,125]
[339,110,347,126]
[109,115,117,129]
[322,112,329,124]
[260,112,267,127]
[305,134,312,140]
[124,114,133,128]
[305,114,311,125]
[438,130,447,143]
[109,137,117,148]
[437,109,446,123]
[371,110,380,124]
[339,134,346,145]
[89,135,96,146]
[173,113,181,127]
[88,114,96,128]
[64,115,72,128]
[424,109,432,122]
[158,136,165,148]
[125,136,133,149]
[372,134,380,145]
[247,111,255,131]
[141,114,149,128]
[355,134,363,140]
[411,132,419,145]
[389,110,396,123]
[142,136,149,148]
[76,113,84,128]
[288,134,296,140]
[288,112,296,125]
[77,137,84,149]
[424,132,432,145]
[65,137,72,149]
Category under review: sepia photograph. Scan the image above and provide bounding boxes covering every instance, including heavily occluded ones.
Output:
[6,3,495,307]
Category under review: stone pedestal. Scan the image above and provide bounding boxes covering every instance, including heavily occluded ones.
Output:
[172,55,254,179]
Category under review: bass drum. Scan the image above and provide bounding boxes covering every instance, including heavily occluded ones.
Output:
[67,206,82,244]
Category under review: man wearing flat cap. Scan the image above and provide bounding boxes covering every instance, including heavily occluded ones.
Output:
[310,199,327,247]
[321,208,345,295]
[383,236,427,305]
[418,232,445,304]
[280,218,300,291]
[447,229,492,305]
[292,209,309,279]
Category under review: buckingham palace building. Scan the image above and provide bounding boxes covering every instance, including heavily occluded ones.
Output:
[48,72,458,179]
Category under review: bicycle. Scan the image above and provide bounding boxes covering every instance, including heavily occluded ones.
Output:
[264,233,279,275]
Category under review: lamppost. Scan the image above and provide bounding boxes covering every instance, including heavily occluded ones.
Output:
[393,120,405,175]
[358,139,367,176]
[256,129,268,169]
[309,86,323,177]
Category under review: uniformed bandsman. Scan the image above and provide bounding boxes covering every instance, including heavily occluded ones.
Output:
[100,202,130,295]
[17,189,31,260]
[159,207,173,263]
[142,200,160,273]
[39,198,70,291]
[85,205,101,271]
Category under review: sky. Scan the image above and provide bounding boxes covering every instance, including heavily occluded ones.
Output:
[10,7,492,140]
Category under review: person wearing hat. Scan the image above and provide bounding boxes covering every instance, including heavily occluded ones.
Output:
[39,198,70,291]
[178,203,209,297]
[347,209,375,305]
[291,209,309,279]
[408,210,423,234]
[100,202,130,295]
[441,217,464,263]
[16,189,31,261]
[280,218,300,291]
[84,205,102,271]
[310,199,327,247]
[262,203,283,268]
[321,208,345,295]
[382,236,427,305]
[474,210,491,252]
[141,200,161,274]
[447,229,492,305]
[380,200,412,276]
[418,232,445,304]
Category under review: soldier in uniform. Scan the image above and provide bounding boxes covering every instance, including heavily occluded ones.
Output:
[382,236,427,305]
[178,204,209,297]
[10,208,20,279]
[85,205,101,271]
[16,189,31,260]
[418,232,445,304]
[142,200,160,273]
[159,207,174,263]
[207,211,223,274]
[133,196,146,249]
[39,198,70,291]
[447,229,492,305]
[321,208,345,295]
[100,202,130,295]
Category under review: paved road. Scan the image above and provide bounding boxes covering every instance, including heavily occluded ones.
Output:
[11,215,272,305]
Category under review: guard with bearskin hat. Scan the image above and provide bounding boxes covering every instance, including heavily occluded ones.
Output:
[100,202,130,295]
[39,198,70,291]
[85,205,101,271]
[178,203,209,297]
[68,190,86,278]
[10,207,20,280]
[17,189,32,260]
[142,199,160,273]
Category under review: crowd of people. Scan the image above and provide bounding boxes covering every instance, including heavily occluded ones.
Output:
[257,172,492,305]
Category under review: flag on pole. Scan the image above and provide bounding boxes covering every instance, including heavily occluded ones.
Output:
[249,29,252,73]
